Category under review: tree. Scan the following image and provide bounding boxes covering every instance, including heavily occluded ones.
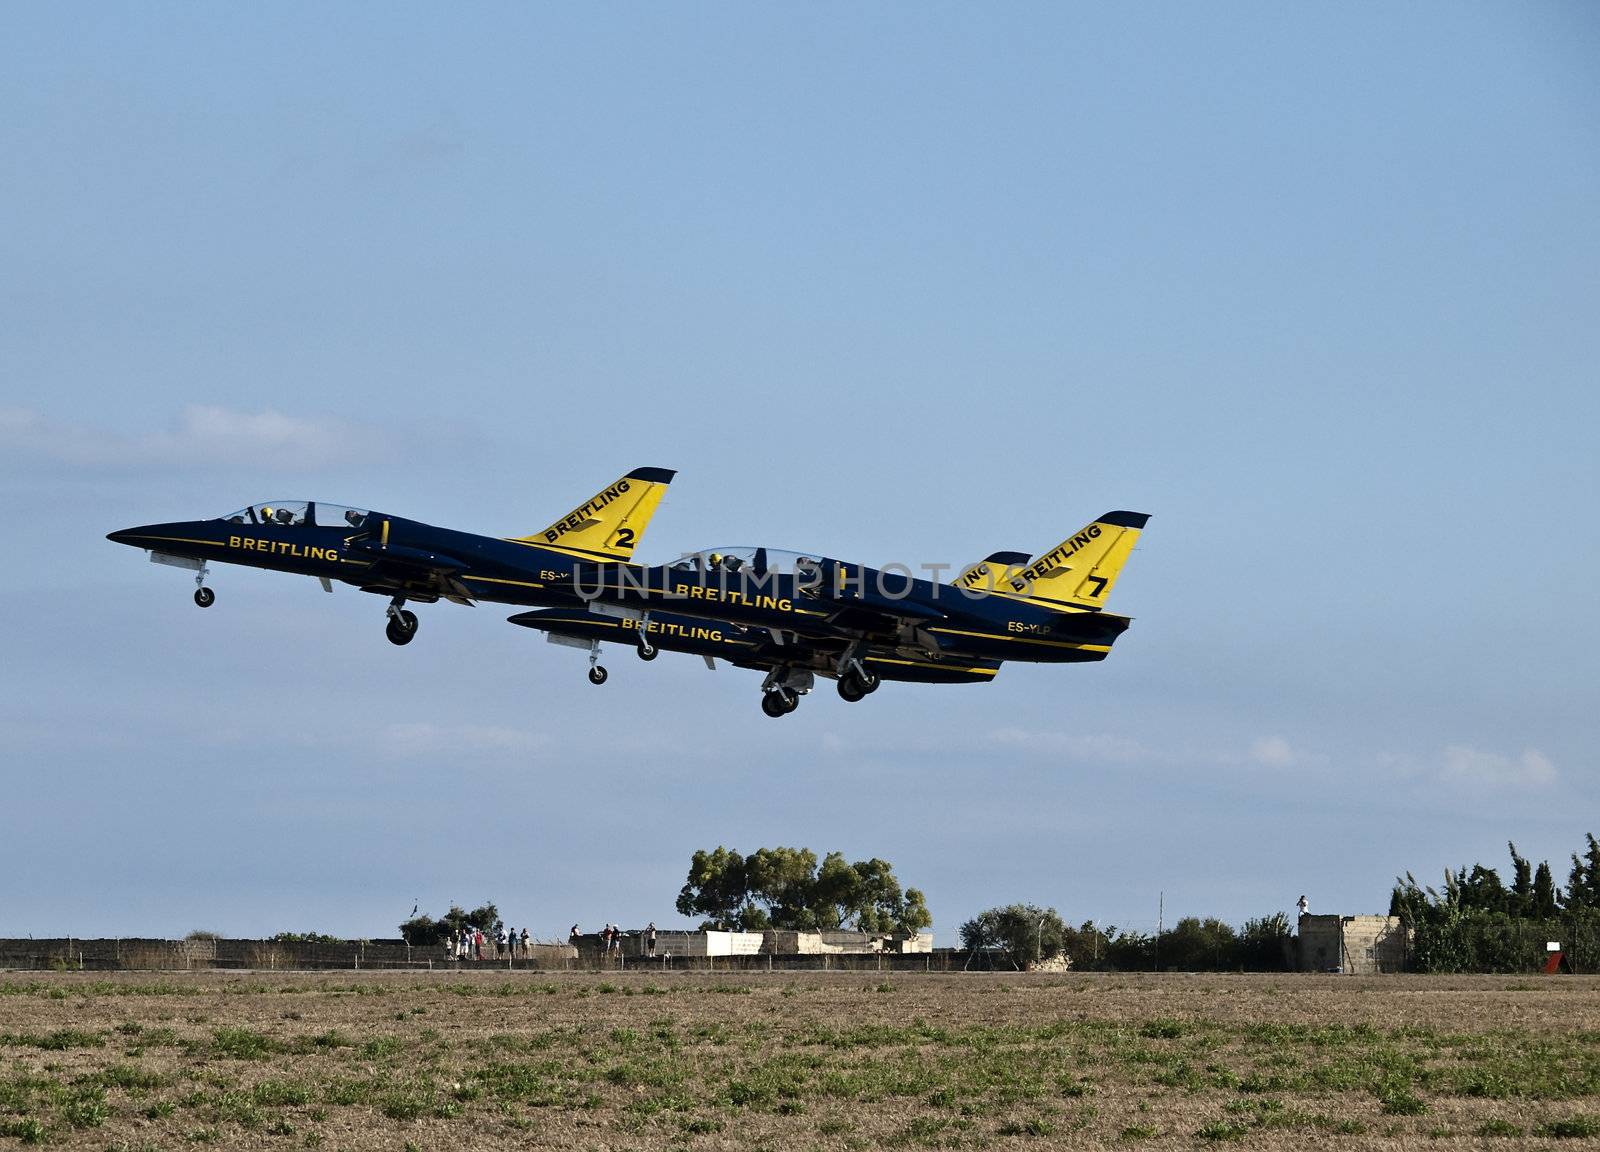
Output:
[850,858,905,933]
[899,889,933,935]
[811,852,861,930]
[1237,913,1293,971]
[676,846,932,934]
[959,904,1067,967]
[676,847,753,929]
[1159,917,1238,971]
[400,902,500,945]
[1457,863,1508,914]
[1509,842,1533,916]
[746,847,820,928]
[1565,853,1589,911]
[1531,862,1559,919]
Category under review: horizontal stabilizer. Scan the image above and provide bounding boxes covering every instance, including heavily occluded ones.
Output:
[956,549,1032,595]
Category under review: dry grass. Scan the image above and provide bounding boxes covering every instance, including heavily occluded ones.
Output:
[1,971,1597,1149]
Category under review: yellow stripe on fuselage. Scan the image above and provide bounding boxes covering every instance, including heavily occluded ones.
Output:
[461,575,546,590]
[926,626,1110,653]
[128,535,226,549]
[502,539,623,564]
[865,657,998,676]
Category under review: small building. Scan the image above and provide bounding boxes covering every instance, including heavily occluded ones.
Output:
[630,930,765,958]
[762,931,934,955]
[1298,914,1410,974]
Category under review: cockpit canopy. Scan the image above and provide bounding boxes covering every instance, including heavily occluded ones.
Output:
[669,547,825,578]
[219,501,371,529]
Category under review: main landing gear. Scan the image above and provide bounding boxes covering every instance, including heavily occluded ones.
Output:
[760,668,813,718]
[761,689,800,718]
[385,596,419,646]
[836,667,880,702]
[834,652,880,702]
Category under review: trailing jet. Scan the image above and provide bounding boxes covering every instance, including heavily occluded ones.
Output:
[106,468,676,643]
[509,512,1148,717]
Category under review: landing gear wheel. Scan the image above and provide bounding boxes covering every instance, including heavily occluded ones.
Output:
[837,674,867,702]
[761,692,789,718]
[636,639,658,661]
[781,691,800,713]
[193,587,215,608]
[386,609,419,646]
[860,671,881,694]
[588,665,609,686]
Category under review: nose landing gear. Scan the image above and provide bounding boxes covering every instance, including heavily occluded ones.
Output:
[192,562,214,608]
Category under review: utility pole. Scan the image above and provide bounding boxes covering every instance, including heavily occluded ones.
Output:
[1155,892,1163,972]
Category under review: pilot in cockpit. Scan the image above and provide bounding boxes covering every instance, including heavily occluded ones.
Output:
[344,509,365,528]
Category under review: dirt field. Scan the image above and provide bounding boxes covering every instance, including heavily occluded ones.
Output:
[2,971,1597,1149]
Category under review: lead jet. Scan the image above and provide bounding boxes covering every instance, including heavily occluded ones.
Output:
[509,511,1147,716]
[106,468,676,643]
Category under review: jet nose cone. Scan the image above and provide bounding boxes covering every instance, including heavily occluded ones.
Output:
[107,528,134,545]
[107,526,151,546]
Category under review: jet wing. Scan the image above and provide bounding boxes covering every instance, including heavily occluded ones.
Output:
[347,540,476,604]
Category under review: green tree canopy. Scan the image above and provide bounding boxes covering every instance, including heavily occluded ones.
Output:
[676,846,931,934]
[959,904,1068,967]
[400,902,500,945]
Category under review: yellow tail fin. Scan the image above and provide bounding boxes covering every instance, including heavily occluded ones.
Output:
[955,550,1032,595]
[515,467,676,561]
[1008,511,1148,609]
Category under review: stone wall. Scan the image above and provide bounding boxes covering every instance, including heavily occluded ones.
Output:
[1297,915,1410,974]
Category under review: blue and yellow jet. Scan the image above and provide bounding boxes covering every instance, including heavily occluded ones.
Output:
[507,511,1149,717]
[106,468,677,643]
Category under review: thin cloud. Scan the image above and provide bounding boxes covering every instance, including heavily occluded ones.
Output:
[1377,744,1557,789]
[0,405,398,474]
[1439,745,1557,789]
[1247,735,1298,769]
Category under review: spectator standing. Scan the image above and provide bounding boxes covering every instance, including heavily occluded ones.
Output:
[520,927,531,955]
[647,922,657,958]
[1297,895,1310,919]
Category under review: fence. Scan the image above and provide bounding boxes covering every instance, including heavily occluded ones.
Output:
[0,938,969,974]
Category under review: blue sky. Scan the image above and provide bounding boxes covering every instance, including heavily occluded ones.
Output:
[2,3,1596,943]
